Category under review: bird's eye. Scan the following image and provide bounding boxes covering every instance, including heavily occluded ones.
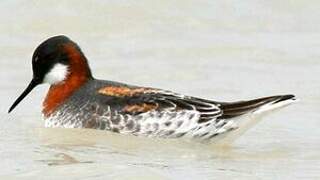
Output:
[59,57,68,64]
[44,53,57,60]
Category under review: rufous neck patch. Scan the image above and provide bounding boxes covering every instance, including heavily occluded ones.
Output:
[42,43,91,117]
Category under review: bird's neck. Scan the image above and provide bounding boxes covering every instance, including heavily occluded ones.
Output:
[42,44,93,117]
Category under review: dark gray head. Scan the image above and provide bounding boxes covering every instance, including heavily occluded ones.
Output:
[8,35,93,113]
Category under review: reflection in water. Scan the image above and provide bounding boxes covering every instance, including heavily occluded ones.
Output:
[37,128,290,164]
[38,153,94,166]
[33,127,285,179]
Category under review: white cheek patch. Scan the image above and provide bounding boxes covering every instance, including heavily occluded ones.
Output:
[43,63,69,85]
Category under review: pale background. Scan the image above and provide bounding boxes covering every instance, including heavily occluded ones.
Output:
[0,1,319,179]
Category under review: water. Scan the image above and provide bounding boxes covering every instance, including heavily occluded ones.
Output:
[0,0,319,179]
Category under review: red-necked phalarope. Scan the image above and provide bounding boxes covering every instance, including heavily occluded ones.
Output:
[8,35,297,141]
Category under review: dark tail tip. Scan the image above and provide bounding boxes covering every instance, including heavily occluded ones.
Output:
[274,94,297,104]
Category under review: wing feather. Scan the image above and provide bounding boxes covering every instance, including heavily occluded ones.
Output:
[97,86,294,124]
[97,85,223,122]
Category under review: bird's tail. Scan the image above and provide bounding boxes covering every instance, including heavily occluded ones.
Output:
[214,94,297,145]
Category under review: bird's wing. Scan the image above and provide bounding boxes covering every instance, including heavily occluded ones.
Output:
[95,85,295,140]
[97,85,222,123]
[97,85,295,122]
[217,94,296,119]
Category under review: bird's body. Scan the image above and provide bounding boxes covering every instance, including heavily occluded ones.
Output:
[9,35,297,142]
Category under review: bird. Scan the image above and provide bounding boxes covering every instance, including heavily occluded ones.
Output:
[8,35,297,142]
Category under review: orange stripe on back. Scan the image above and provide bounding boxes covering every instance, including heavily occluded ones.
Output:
[98,86,154,97]
[123,103,158,113]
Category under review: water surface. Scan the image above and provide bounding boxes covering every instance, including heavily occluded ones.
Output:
[0,1,319,179]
